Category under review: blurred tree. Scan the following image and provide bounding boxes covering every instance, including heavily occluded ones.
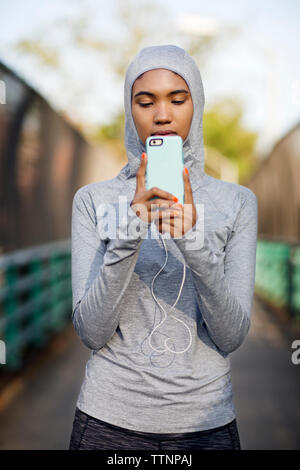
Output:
[12,0,257,180]
[15,40,59,67]
[203,98,258,182]
[95,111,125,157]
[12,0,230,123]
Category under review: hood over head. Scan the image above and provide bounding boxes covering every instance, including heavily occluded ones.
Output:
[122,44,206,192]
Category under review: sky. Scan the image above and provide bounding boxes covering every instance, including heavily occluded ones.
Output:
[0,0,299,157]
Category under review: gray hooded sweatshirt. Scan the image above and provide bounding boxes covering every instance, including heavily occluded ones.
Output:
[71,45,258,433]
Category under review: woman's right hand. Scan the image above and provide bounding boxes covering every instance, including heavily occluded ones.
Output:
[130,152,181,225]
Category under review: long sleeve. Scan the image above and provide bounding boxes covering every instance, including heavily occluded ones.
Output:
[71,188,150,350]
[173,189,258,354]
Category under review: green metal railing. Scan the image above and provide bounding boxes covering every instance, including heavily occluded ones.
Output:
[255,238,300,319]
[0,240,72,370]
[1,236,299,371]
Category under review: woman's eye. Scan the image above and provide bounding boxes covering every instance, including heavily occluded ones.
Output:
[138,100,185,107]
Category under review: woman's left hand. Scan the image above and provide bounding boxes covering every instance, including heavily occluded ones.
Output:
[151,167,198,238]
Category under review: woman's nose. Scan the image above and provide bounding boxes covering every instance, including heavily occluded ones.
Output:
[153,102,172,124]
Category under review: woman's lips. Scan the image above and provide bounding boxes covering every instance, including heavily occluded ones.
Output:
[151,131,177,135]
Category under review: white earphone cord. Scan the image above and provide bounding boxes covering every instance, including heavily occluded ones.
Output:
[148,232,192,354]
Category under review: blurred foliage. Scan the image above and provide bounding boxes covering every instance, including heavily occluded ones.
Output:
[96,112,125,142]
[203,98,259,182]
[12,0,257,181]
[15,40,59,67]
[106,0,171,78]
[94,111,125,157]
[11,0,239,113]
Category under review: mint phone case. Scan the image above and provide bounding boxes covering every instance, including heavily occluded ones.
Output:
[145,135,184,205]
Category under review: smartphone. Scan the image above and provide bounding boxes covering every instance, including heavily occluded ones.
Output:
[145,135,184,206]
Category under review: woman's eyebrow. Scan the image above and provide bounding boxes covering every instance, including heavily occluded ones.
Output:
[133,89,189,99]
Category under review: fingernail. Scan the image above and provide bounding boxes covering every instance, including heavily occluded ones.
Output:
[173,196,178,202]
[141,152,146,159]
[178,203,183,208]
[184,167,189,175]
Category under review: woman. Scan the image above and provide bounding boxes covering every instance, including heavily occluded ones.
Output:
[68,44,258,450]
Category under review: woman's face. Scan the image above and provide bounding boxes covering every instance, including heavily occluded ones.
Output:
[131,68,193,145]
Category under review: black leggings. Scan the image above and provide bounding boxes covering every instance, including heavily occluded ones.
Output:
[68,407,241,450]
